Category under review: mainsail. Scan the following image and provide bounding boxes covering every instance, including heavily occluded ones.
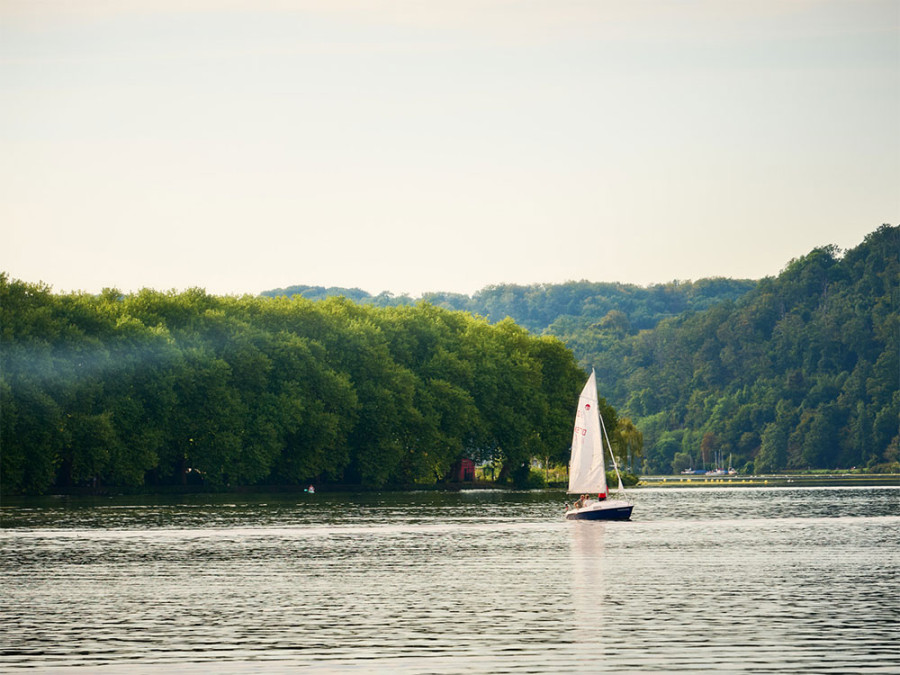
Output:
[567,369,608,495]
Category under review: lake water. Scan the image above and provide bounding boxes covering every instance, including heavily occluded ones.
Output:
[1,486,898,673]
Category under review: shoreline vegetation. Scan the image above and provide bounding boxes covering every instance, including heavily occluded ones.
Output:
[638,472,900,488]
[1,277,597,496]
[3,472,895,501]
[264,226,900,480]
[2,226,897,497]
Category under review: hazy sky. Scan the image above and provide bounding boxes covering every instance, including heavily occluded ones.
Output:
[2,1,897,297]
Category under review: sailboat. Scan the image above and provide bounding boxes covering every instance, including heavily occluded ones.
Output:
[565,369,634,521]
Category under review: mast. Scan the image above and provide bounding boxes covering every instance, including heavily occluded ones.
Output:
[598,407,626,493]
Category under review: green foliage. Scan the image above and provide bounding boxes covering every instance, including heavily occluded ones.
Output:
[613,417,643,473]
[513,468,547,489]
[262,279,758,334]
[591,225,899,473]
[5,225,894,494]
[262,226,898,476]
[1,274,583,494]
[606,470,640,487]
[671,452,693,473]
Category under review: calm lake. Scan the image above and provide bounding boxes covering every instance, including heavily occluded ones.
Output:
[1,485,898,673]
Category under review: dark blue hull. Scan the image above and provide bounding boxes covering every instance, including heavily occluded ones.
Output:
[565,505,633,521]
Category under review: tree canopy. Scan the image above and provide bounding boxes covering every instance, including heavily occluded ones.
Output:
[585,225,899,474]
[4,226,895,493]
[262,226,897,476]
[262,278,758,334]
[1,281,588,495]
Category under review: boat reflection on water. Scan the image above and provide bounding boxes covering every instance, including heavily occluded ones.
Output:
[568,521,608,662]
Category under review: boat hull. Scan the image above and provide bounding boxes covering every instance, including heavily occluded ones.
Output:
[565,502,633,521]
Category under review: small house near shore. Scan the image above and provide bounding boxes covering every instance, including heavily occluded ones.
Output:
[449,458,475,483]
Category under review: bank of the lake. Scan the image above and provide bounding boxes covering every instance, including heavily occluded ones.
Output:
[6,472,895,501]
[640,473,900,488]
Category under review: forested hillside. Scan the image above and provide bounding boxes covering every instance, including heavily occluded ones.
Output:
[1,283,594,495]
[269,225,898,474]
[262,278,758,333]
[4,227,895,495]
[588,225,898,473]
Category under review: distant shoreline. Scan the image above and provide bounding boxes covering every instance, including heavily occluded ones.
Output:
[638,473,900,488]
[3,473,898,502]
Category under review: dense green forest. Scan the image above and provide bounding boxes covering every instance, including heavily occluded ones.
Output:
[1,280,609,495]
[263,277,758,334]
[589,225,899,474]
[267,225,899,475]
[2,226,896,495]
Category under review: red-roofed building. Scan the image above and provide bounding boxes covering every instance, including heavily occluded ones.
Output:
[450,458,475,483]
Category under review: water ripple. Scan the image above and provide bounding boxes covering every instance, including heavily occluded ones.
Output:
[1,486,898,672]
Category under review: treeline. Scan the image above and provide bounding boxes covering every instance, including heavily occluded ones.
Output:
[584,225,899,473]
[263,227,898,475]
[1,280,601,495]
[4,227,895,493]
[262,277,758,333]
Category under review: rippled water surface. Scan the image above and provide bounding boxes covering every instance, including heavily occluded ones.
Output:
[2,486,898,673]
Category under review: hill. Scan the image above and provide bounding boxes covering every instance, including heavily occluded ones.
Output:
[265,225,899,474]
[3,226,894,495]
[261,278,758,333]
[590,225,899,473]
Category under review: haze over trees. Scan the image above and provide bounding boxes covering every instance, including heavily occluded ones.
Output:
[2,226,896,495]
[1,282,598,495]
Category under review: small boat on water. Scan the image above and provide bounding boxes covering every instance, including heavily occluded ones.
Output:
[565,369,633,521]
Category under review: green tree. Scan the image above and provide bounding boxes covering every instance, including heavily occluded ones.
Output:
[756,422,788,473]
[671,451,693,473]
[614,418,643,473]
[800,405,844,469]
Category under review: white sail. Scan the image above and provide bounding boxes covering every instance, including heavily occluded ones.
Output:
[567,370,608,495]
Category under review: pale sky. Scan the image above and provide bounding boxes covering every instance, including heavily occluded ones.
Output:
[2,1,898,297]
